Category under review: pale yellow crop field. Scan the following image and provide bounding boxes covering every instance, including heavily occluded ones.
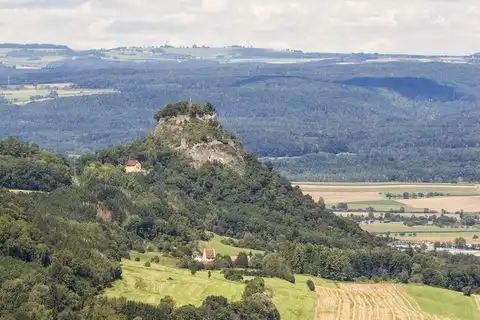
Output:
[399,196,480,213]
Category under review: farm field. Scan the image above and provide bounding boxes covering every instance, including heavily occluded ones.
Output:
[398,196,480,213]
[1,84,118,104]
[316,283,479,320]
[295,182,480,205]
[405,285,479,320]
[397,232,480,244]
[361,222,480,244]
[359,222,479,233]
[104,252,479,320]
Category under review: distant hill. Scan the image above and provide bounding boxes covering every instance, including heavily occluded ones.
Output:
[0,43,71,50]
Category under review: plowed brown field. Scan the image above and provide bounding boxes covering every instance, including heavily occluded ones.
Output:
[315,284,450,320]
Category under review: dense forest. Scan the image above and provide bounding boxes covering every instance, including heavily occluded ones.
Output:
[0,138,71,191]
[1,60,480,182]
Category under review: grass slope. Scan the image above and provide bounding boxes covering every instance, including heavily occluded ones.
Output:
[105,251,479,320]
[405,285,479,320]
[199,234,264,256]
[104,255,325,320]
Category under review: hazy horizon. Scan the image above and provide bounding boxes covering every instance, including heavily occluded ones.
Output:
[1,0,479,56]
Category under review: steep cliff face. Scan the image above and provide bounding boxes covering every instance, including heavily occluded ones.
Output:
[150,102,246,173]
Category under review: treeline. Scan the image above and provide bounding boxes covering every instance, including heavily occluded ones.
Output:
[280,243,480,294]
[348,212,477,228]
[0,137,71,191]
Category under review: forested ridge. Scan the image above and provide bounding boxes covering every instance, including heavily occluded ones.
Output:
[1,60,480,181]
[0,138,71,191]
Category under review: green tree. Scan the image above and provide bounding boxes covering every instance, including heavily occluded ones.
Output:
[235,252,249,268]
[242,278,265,300]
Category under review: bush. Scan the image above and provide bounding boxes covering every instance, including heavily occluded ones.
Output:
[463,286,472,296]
[144,261,151,267]
[306,279,315,292]
[283,273,296,284]
[151,255,160,263]
[224,269,244,282]
[235,252,249,268]
[307,279,315,291]
[243,278,265,299]
[135,257,140,262]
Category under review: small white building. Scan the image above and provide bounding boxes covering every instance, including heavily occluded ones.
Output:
[126,160,142,173]
[202,248,216,262]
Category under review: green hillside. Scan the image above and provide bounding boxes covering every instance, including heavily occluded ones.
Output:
[1,102,480,319]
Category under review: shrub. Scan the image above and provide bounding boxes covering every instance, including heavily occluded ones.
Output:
[463,286,472,296]
[134,257,140,262]
[224,269,244,282]
[235,252,250,268]
[283,273,296,284]
[306,279,315,292]
[243,278,265,299]
[151,255,160,263]
[144,261,151,267]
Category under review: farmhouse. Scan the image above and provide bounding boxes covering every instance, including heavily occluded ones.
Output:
[125,160,142,173]
[202,248,216,262]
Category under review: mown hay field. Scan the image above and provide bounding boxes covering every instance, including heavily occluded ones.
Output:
[316,283,479,320]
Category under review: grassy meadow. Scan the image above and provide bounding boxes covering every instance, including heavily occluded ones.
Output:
[104,247,480,320]
[406,285,479,320]
[199,233,264,256]
[105,253,325,320]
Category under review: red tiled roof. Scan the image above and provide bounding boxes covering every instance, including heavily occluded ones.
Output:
[127,160,139,167]
[204,248,216,259]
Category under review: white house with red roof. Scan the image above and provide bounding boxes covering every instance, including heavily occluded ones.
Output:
[125,160,142,173]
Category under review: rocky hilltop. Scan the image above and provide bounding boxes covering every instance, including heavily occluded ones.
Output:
[149,101,246,173]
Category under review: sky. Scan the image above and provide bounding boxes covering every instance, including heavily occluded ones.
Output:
[0,0,479,55]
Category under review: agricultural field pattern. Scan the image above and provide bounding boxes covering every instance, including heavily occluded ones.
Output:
[105,246,480,320]
[317,284,447,320]
[295,183,480,213]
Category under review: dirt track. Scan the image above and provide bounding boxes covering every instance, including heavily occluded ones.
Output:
[315,284,450,320]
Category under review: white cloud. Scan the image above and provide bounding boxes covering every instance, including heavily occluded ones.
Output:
[0,0,478,54]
